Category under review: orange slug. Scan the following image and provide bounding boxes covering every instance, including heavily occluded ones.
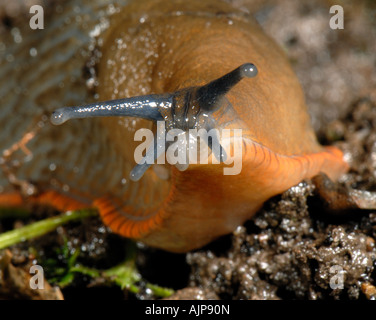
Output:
[0,0,349,252]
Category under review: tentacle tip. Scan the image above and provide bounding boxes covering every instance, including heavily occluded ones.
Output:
[129,165,147,182]
[50,109,68,125]
[175,163,189,172]
[240,63,258,78]
[129,171,141,182]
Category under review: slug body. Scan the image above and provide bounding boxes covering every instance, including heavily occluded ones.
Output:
[0,0,348,252]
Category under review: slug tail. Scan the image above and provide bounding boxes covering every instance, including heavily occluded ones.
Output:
[318,146,350,181]
[262,144,349,191]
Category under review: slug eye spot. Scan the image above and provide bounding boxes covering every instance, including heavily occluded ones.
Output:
[241,63,258,78]
[50,109,69,125]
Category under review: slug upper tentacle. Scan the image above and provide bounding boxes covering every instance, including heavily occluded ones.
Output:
[50,94,168,125]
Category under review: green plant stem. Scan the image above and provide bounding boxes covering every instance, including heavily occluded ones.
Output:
[146,283,174,297]
[0,209,98,250]
[71,263,174,298]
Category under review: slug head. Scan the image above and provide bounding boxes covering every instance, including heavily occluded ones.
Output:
[50,63,258,181]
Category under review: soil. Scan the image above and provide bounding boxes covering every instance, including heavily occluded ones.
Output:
[1,0,376,300]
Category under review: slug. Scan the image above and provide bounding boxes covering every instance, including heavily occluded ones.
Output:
[0,0,349,252]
